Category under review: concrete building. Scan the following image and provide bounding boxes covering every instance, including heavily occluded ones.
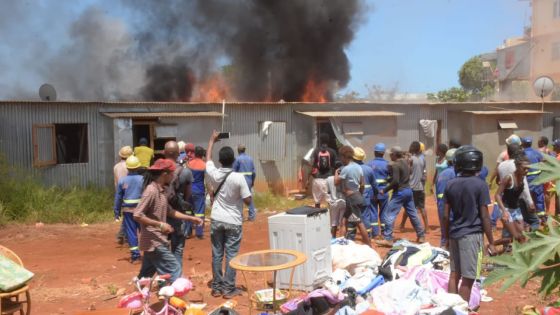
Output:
[531,0,560,84]
[0,101,558,194]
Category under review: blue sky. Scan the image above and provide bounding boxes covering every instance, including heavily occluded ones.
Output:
[0,0,532,98]
[345,0,532,95]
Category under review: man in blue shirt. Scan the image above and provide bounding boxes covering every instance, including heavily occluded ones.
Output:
[522,137,545,219]
[233,144,257,221]
[367,143,389,238]
[350,147,378,239]
[435,148,456,247]
[114,155,144,263]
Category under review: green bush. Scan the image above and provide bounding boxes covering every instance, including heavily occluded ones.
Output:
[0,155,112,225]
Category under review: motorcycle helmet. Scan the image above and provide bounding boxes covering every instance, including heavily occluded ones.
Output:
[453,145,483,173]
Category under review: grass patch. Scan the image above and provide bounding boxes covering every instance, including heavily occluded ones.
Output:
[0,155,112,225]
[253,191,309,211]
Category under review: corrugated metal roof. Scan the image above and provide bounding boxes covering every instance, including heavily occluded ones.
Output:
[102,111,224,118]
[295,110,404,117]
[463,110,549,115]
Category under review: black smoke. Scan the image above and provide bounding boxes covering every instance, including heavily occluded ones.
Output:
[126,0,365,101]
[141,58,195,101]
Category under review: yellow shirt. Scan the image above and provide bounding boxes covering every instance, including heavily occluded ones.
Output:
[134,146,154,167]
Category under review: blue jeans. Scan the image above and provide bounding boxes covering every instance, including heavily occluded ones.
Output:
[247,187,256,220]
[211,220,242,293]
[123,212,140,260]
[528,182,545,217]
[168,217,186,274]
[138,245,181,282]
[520,199,540,231]
[382,188,425,241]
[374,192,388,233]
[191,193,206,237]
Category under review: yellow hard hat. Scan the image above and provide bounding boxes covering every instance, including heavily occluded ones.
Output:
[125,155,141,169]
[119,146,133,158]
[352,147,366,161]
[419,142,425,153]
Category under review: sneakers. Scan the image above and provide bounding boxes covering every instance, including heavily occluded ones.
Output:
[375,239,394,247]
[211,289,222,297]
[223,288,243,299]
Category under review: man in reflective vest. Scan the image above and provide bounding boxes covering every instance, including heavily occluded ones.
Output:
[522,137,545,219]
[187,146,207,239]
[435,148,456,247]
[233,144,257,221]
[114,155,144,263]
[351,147,378,239]
[367,143,389,238]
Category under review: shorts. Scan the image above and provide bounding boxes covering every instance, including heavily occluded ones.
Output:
[312,178,329,204]
[343,193,365,223]
[449,233,483,279]
[413,190,425,209]
[328,199,346,227]
[498,207,523,223]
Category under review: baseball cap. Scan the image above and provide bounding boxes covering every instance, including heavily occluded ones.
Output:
[445,148,457,162]
[390,146,403,154]
[374,143,386,153]
[522,136,533,144]
[506,134,521,145]
[353,147,366,161]
[148,159,176,172]
[238,144,246,151]
[185,143,195,152]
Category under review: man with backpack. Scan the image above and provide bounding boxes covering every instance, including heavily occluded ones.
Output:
[206,131,252,299]
[310,134,338,208]
[163,141,199,274]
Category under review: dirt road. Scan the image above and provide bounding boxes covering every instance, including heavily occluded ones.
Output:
[0,198,549,314]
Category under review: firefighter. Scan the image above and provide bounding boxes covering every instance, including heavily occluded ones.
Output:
[367,143,389,238]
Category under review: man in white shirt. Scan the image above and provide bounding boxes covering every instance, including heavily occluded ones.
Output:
[205,131,252,299]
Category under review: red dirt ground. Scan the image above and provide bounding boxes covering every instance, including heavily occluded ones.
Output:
[0,197,551,315]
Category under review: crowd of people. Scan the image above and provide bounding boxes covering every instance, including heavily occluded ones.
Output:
[113,132,256,299]
[111,130,559,304]
[307,133,557,303]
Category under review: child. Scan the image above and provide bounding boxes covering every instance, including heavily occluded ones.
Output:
[326,161,346,238]
[443,145,495,304]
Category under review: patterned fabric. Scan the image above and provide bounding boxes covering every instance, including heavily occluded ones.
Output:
[134,181,171,252]
[0,254,34,291]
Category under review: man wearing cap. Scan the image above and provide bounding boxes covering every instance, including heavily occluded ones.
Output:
[352,147,378,239]
[233,144,257,221]
[114,146,133,187]
[134,137,154,168]
[335,146,372,248]
[522,137,545,219]
[489,134,521,186]
[134,159,203,282]
[114,155,144,263]
[435,148,457,247]
[206,131,252,299]
[376,146,425,247]
[367,143,389,237]
[163,141,194,273]
[114,145,133,245]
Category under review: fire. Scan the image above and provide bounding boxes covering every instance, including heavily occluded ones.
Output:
[192,74,230,102]
[301,77,328,103]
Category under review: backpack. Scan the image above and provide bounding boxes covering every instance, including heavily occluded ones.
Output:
[316,150,331,172]
[166,166,184,211]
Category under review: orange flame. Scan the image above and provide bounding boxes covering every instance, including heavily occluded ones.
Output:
[301,78,328,103]
[192,74,230,102]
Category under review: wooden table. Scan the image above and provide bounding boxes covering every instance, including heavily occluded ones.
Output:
[229,249,307,314]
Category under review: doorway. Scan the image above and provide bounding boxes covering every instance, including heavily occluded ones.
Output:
[316,120,338,151]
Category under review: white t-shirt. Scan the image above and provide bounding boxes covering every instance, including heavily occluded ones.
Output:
[497,160,534,207]
[206,161,252,225]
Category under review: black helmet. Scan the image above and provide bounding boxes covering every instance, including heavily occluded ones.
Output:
[454,145,483,173]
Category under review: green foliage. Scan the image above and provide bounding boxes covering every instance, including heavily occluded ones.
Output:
[458,56,495,94]
[0,154,113,225]
[427,87,469,102]
[486,154,560,297]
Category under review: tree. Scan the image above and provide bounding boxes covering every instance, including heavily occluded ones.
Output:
[485,153,560,297]
[458,56,496,100]
[427,87,469,102]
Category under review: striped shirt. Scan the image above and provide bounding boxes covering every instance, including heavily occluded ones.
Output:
[134,181,171,252]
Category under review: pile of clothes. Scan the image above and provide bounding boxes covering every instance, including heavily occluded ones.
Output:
[280,239,483,315]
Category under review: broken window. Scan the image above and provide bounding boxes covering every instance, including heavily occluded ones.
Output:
[32,123,88,167]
